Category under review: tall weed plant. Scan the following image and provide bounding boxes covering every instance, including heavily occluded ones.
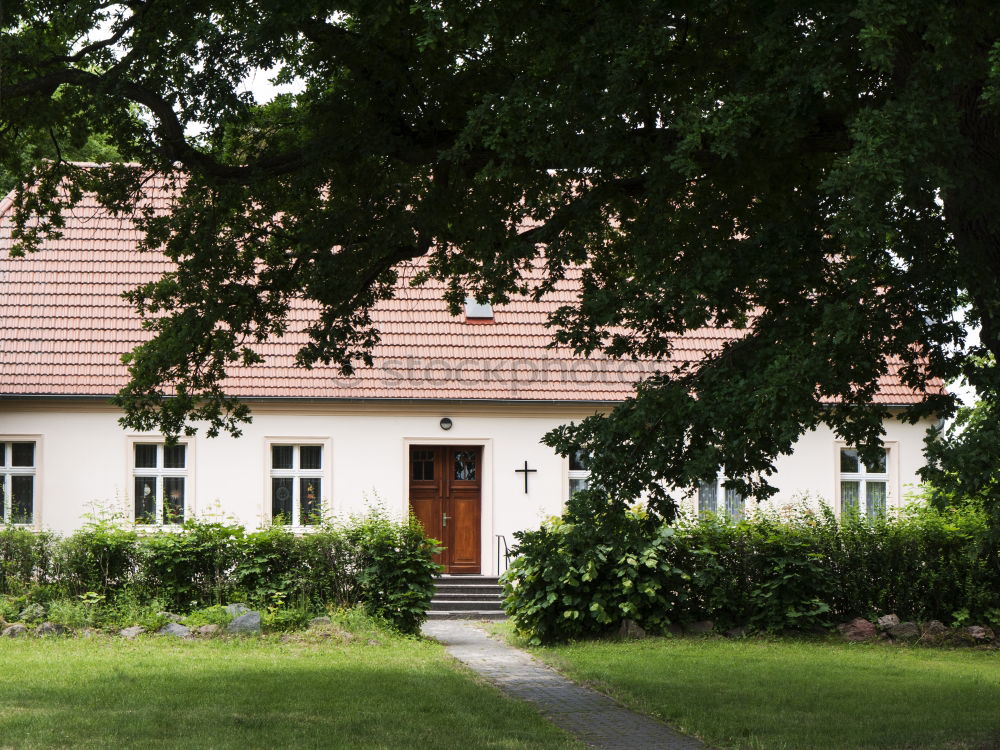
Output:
[503,489,998,644]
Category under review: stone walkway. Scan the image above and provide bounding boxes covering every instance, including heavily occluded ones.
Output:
[422,620,708,750]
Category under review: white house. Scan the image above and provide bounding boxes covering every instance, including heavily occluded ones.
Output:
[0,187,938,575]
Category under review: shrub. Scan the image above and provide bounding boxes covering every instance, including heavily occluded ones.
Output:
[139,520,245,609]
[54,521,140,597]
[0,527,56,595]
[503,489,1000,643]
[0,510,439,633]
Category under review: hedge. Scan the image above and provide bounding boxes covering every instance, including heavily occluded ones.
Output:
[502,489,1000,644]
[0,513,439,634]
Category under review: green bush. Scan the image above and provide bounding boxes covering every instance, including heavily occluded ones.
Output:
[0,527,56,595]
[0,510,438,633]
[503,490,999,643]
[54,521,140,597]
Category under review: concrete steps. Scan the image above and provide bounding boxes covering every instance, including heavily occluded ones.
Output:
[427,575,506,620]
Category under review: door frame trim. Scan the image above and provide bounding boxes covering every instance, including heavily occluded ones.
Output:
[402,437,494,575]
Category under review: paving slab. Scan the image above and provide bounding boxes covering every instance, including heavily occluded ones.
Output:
[423,620,709,750]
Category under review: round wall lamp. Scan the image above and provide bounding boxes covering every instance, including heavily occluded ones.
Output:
[439,417,453,431]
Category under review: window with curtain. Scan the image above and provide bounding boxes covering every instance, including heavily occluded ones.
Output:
[0,441,36,525]
[270,444,324,525]
[839,447,888,517]
[698,477,745,521]
[132,442,187,524]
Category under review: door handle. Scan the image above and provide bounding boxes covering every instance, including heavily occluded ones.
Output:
[443,512,451,527]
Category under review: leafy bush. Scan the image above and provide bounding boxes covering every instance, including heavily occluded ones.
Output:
[503,489,999,643]
[0,527,56,595]
[140,520,245,609]
[54,521,140,596]
[0,510,438,633]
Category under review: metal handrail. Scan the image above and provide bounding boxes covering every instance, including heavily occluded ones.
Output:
[496,534,512,575]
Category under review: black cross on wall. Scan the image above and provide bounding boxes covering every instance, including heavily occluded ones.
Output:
[515,460,537,493]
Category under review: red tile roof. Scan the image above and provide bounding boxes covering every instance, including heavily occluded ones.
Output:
[0,183,937,404]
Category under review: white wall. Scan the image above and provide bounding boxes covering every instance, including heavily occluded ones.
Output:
[0,400,936,574]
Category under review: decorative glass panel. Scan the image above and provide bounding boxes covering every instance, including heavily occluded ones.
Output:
[163,444,186,469]
[11,442,34,467]
[698,481,718,515]
[300,477,321,525]
[300,445,322,471]
[569,476,589,497]
[134,444,158,469]
[163,477,185,523]
[271,477,293,523]
[866,481,887,517]
[840,449,860,473]
[725,487,744,521]
[865,451,887,474]
[271,445,294,470]
[841,481,860,514]
[11,476,32,524]
[569,450,589,472]
[455,451,476,481]
[134,477,157,523]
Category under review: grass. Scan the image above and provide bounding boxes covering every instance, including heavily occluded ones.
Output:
[0,624,585,750]
[494,624,1000,750]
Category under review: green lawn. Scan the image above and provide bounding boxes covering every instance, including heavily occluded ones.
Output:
[0,630,583,750]
[499,626,1000,750]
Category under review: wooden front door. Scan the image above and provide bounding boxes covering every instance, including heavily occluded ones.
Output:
[409,445,482,574]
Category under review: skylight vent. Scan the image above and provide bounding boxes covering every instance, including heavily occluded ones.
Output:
[464,296,494,322]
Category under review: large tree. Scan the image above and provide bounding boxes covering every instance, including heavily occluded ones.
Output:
[2,1,997,514]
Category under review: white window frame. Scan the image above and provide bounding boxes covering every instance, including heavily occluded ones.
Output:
[0,439,39,526]
[566,449,590,502]
[837,445,891,518]
[697,476,745,521]
[129,440,191,526]
[266,440,329,527]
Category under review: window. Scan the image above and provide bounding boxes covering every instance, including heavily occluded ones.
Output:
[568,449,590,498]
[839,447,888,517]
[464,296,494,321]
[132,443,187,524]
[697,477,745,521]
[0,441,36,524]
[270,444,324,525]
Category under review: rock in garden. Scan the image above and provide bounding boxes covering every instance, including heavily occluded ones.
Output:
[308,616,332,629]
[923,619,948,636]
[877,614,900,630]
[35,622,68,637]
[157,611,183,623]
[684,620,715,635]
[196,624,220,636]
[725,626,749,638]
[837,618,877,641]
[617,619,647,639]
[226,610,261,635]
[80,628,100,639]
[224,603,249,617]
[665,623,685,637]
[18,604,45,623]
[119,626,145,639]
[157,622,191,638]
[2,623,28,638]
[887,621,920,641]
[367,638,381,647]
[961,625,995,643]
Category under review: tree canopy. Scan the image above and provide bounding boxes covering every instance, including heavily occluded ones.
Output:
[3,1,999,515]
